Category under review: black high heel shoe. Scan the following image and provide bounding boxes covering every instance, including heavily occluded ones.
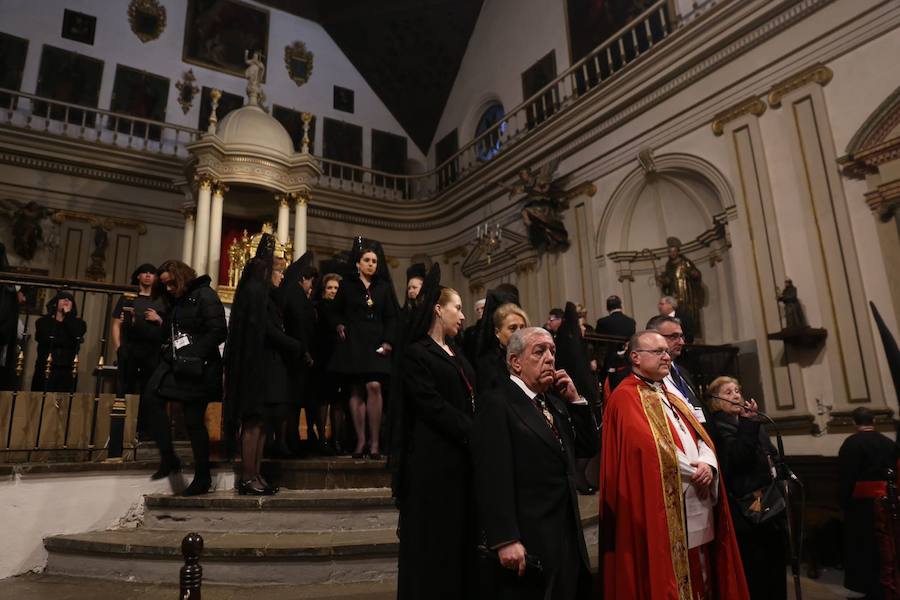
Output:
[256,475,278,495]
[237,479,269,496]
[151,458,181,480]
[182,475,212,496]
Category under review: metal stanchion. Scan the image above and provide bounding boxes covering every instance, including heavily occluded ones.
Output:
[30,354,52,461]
[62,355,78,448]
[4,349,25,452]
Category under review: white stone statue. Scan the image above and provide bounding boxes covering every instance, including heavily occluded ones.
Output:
[244,49,265,106]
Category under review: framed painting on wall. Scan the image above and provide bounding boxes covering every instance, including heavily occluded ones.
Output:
[0,32,29,109]
[61,9,96,45]
[109,65,169,141]
[34,45,104,126]
[183,0,269,79]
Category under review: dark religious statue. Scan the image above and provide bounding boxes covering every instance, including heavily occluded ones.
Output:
[502,159,570,253]
[656,236,703,337]
[0,200,54,260]
[777,278,808,330]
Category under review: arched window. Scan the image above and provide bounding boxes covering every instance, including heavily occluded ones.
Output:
[474,103,506,161]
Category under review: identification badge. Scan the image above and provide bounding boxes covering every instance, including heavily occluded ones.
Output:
[692,406,707,423]
[173,334,191,350]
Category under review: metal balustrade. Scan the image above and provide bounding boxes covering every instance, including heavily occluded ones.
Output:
[0,0,674,201]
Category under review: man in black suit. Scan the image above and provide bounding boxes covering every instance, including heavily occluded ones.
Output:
[594,294,635,338]
[657,295,694,343]
[472,327,599,600]
[645,314,713,434]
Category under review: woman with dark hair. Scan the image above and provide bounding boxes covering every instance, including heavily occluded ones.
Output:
[31,290,87,392]
[313,271,345,454]
[144,259,226,496]
[224,234,301,495]
[709,376,787,600]
[329,238,399,459]
[395,265,478,600]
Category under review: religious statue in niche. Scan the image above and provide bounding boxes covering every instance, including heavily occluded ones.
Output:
[776,278,808,330]
[85,225,110,281]
[501,159,570,253]
[656,236,704,336]
[0,199,57,261]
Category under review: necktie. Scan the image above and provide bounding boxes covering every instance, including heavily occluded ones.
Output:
[532,393,561,440]
[670,364,691,399]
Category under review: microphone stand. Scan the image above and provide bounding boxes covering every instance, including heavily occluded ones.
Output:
[711,395,804,600]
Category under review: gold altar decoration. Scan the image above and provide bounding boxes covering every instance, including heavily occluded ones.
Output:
[218,223,292,304]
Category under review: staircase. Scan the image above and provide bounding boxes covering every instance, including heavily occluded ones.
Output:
[35,458,599,597]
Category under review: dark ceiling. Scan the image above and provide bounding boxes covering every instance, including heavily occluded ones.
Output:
[257,0,485,154]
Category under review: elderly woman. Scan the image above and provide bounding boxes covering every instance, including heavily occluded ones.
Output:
[709,376,787,600]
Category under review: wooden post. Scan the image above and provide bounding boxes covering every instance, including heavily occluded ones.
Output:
[180,532,203,599]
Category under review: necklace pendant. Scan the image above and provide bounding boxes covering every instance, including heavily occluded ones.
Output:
[366,297,374,308]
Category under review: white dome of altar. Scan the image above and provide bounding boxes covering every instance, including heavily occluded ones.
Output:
[215,104,294,156]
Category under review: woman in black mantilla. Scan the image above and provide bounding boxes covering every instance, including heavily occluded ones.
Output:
[145,260,227,496]
[474,284,528,393]
[224,233,302,495]
[394,264,478,600]
[329,238,399,459]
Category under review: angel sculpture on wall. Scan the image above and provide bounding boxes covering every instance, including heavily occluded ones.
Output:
[500,158,570,253]
[0,199,56,261]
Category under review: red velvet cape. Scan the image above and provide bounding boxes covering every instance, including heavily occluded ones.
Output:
[599,373,749,599]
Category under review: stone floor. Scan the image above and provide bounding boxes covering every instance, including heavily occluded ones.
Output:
[0,568,862,599]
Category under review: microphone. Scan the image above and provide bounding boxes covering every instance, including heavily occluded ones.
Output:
[708,395,799,482]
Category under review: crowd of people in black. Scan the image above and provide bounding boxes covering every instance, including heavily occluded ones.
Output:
[1,236,898,599]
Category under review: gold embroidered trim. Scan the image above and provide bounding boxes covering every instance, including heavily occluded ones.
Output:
[639,385,693,600]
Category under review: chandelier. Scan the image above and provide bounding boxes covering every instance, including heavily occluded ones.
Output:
[474,222,502,264]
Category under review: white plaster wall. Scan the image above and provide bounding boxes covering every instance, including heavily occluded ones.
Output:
[0,0,424,166]
[0,468,233,579]
[429,0,570,165]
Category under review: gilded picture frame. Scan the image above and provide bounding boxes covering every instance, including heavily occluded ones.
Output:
[128,0,167,44]
[183,0,269,80]
[284,41,314,87]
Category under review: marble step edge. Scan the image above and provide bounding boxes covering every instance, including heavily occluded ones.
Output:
[44,529,400,560]
[143,488,396,511]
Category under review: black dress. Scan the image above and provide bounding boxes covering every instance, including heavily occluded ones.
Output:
[838,430,899,598]
[397,336,477,600]
[712,411,787,600]
[328,275,398,381]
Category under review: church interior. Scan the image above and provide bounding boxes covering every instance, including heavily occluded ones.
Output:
[1,0,899,597]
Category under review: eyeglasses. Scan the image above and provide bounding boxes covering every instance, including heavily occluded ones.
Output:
[660,333,684,341]
[633,348,671,357]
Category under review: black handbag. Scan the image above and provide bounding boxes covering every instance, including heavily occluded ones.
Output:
[170,321,204,378]
[735,481,786,525]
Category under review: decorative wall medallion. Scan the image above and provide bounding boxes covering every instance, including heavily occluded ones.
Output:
[128,0,167,43]
[284,41,314,87]
[175,69,199,114]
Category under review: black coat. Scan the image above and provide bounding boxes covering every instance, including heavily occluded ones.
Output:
[838,430,899,595]
[31,313,86,392]
[471,377,599,599]
[254,292,303,416]
[674,309,695,343]
[475,343,507,394]
[150,276,227,402]
[329,276,398,378]
[594,311,635,338]
[397,336,477,600]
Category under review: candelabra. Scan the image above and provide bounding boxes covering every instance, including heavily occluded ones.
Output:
[474,222,502,265]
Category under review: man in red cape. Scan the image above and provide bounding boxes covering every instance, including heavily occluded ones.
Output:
[599,330,749,599]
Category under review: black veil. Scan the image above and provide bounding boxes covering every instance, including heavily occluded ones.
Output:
[555,301,597,404]
[223,233,277,455]
[388,263,442,502]
[475,283,521,359]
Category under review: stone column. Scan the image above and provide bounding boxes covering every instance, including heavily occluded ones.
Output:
[192,176,213,274]
[276,194,290,244]
[292,191,309,256]
[181,206,195,265]
[207,182,227,287]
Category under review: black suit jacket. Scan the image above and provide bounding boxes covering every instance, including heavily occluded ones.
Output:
[674,310,695,343]
[471,377,599,597]
[670,362,715,437]
[594,311,635,339]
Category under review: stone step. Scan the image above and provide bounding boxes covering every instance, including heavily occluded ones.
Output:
[1,573,397,599]
[142,488,398,532]
[257,457,391,490]
[44,528,399,585]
